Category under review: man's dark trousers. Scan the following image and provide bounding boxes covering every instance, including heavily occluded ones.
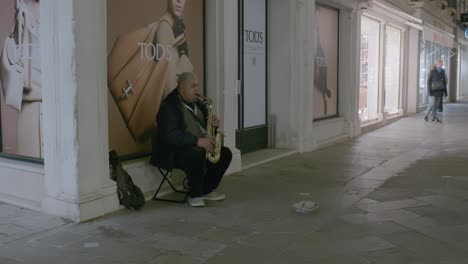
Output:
[173,146,232,198]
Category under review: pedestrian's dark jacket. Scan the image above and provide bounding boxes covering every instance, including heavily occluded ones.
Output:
[150,89,208,170]
[427,68,448,97]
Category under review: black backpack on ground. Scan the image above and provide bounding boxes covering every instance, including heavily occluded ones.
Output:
[109,151,145,210]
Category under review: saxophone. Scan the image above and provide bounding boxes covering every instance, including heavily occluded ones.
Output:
[197,95,223,163]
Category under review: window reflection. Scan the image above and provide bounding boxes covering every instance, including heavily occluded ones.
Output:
[384,26,402,115]
[359,16,380,122]
[419,40,451,107]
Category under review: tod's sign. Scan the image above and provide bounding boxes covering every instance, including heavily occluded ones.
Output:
[424,26,455,48]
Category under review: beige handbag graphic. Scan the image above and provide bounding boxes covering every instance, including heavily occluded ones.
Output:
[0,0,41,111]
[107,20,174,143]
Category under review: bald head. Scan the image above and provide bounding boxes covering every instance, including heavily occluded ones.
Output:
[177,72,200,103]
[177,72,196,89]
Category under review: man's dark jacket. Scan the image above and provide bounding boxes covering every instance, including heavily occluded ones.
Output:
[150,89,208,170]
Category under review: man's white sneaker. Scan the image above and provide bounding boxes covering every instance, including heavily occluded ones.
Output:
[203,192,226,201]
[189,197,205,207]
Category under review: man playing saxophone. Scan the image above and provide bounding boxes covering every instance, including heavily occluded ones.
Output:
[151,72,232,207]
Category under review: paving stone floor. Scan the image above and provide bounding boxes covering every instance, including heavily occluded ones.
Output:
[1,101,468,263]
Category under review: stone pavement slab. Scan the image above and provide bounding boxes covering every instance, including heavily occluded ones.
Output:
[406,205,468,226]
[357,199,428,213]
[140,232,226,262]
[29,230,87,248]
[380,231,468,261]
[148,254,201,264]
[283,235,396,262]
[0,224,34,245]
[2,102,468,263]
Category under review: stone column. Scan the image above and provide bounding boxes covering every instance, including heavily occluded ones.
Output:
[290,0,315,152]
[73,0,119,221]
[206,0,242,174]
[41,0,118,222]
[338,5,361,138]
[407,27,421,114]
[41,0,81,220]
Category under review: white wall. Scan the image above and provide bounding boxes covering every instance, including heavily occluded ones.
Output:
[416,9,455,35]
[0,159,44,210]
[382,0,412,12]
[414,2,456,31]
[123,159,186,200]
[407,27,421,114]
[268,0,292,149]
[205,0,219,104]
[313,117,348,147]
[320,0,358,9]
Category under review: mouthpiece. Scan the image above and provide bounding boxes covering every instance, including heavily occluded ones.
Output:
[196,95,211,104]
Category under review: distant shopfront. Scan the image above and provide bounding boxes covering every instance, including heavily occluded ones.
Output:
[359,8,413,125]
[457,28,468,99]
[418,24,455,108]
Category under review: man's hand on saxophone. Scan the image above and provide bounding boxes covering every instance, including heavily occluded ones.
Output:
[197,137,215,152]
[212,115,220,127]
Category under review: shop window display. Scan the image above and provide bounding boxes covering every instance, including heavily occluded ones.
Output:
[359,16,380,123]
[106,0,205,157]
[313,4,339,120]
[0,0,43,160]
[384,25,402,115]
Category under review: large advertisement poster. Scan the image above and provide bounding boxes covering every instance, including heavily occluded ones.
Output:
[107,0,204,157]
[0,0,42,159]
[313,5,339,120]
[243,0,266,128]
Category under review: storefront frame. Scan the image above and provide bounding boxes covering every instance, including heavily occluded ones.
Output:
[412,2,458,108]
[456,28,468,100]
[418,39,454,109]
[458,43,468,99]
[236,0,269,154]
[383,23,405,117]
[313,3,340,122]
[359,15,382,125]
[359,11,409,128]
